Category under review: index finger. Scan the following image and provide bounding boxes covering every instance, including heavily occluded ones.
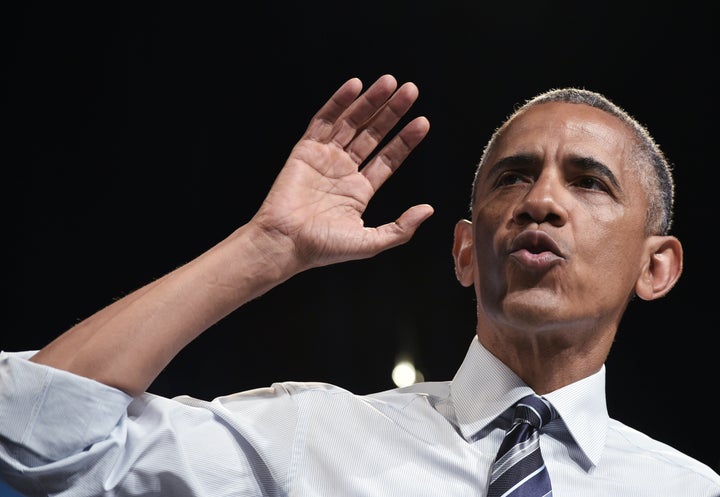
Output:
[303,75,399,146]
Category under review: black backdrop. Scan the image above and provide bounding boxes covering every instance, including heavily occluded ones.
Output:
[5,1,719,482]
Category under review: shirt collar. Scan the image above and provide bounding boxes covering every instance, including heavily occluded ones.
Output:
[450,336,608,467]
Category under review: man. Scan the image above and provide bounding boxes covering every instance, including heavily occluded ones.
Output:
[1,74,718,496]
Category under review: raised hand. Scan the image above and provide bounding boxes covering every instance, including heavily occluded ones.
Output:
[251,74,433,272]
[28,75,433,396]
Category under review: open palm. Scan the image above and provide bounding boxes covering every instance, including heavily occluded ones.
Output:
[251,75,433,270]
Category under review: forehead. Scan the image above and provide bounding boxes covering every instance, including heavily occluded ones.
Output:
[486,102,636,168]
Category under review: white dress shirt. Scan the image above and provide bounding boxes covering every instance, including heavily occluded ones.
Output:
[1,337,718,496]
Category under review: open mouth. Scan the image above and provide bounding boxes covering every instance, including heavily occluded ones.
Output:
[510,230,562,256]
[509,230,564,269]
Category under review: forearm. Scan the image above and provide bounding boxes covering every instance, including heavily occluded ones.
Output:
[28,75,430,397]
[30,222,300,396]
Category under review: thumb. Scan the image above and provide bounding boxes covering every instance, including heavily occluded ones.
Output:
[372,204,434,252]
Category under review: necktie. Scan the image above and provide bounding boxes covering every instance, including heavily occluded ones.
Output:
[487,394,558,497]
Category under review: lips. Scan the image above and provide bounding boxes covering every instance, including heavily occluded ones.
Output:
[509,230,564,269]
[510,230,562,256]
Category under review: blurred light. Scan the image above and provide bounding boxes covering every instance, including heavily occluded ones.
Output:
[392,360,419,388]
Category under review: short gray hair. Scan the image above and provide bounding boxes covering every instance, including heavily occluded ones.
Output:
[471,88,674,235]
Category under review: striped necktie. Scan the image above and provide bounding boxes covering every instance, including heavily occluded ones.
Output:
[487,394,558,497]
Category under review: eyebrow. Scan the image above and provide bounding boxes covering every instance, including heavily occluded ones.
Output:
[570,155,621,189]
[486,153,621,190]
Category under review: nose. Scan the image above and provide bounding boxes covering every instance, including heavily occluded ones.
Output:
[511,172,569,227]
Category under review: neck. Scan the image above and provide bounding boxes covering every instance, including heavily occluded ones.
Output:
[476,325,614,394]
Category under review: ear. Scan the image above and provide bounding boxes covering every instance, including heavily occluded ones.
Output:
[635,235,683,301]
[453,219,475,288]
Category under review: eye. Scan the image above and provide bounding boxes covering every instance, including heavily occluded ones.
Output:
[495,171,530,188]
[574,176,608,192]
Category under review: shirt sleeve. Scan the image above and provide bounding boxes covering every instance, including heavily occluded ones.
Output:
[0,351,299,497]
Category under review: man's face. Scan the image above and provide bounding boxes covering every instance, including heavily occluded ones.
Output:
[468,102,650,334]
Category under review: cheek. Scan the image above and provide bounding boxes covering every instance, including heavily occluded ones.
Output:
[472,211,512,291]
[575,221,645,288]
[575,195,647,254]
[473,206,508,263]
[473,197,512,236]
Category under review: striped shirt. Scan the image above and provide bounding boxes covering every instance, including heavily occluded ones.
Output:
[1,338,718,496]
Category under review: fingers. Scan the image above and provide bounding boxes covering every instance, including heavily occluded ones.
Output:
[331,75,401,150]
[303,77,365,142]
[304,75,396,144]
[361,115,430,193]
[343,80,420,165]
[304,74,429,191]
[304,75,423,158]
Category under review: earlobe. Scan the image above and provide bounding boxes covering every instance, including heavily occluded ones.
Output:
[453,219,475,288]
[635,236,683,301]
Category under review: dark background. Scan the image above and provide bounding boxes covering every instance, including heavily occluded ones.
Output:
[4,3,718,493]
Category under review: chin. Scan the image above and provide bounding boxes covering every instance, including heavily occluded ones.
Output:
[494,290,566,327]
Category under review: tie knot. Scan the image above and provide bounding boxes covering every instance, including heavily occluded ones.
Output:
[513,394,557,430]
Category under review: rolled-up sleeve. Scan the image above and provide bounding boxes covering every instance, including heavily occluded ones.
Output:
[0,351,299,497]
[0,352,131,461]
